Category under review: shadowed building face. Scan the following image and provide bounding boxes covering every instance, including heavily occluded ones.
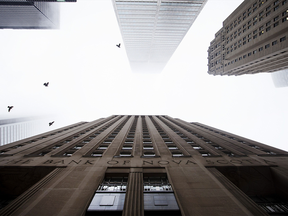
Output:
[0,115,288,215]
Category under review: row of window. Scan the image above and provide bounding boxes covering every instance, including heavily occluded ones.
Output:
[0,122,87,155]
[118,116,138,157]
[87,174,180,214]
[209,1,288,69]
[149,116,184,157]
[226,0,285,34]
[34,116,120,157]
[141,116,157,157]
[192,123,278,155]
[163,117,240,157]
[89,116,130,157]
[224,36,286,67]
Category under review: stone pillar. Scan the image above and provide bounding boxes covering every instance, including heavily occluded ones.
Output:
[122,168,144,216]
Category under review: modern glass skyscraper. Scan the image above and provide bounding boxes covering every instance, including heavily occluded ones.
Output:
[1,115,288,215]
[0,1,60,29]
[271,69,288,87]
[112,0,207,73]
[0,117,48,146]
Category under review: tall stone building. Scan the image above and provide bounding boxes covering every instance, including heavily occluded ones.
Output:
[0,115,288,216]
[112,0,207,73]
[208,0,288,76]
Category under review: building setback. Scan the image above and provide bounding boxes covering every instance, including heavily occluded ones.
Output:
[112,0,207,73]
[0,1,61,29]
[0,115,288,216]
[208,0,288,76]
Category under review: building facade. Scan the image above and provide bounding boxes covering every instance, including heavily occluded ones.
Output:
[208,0,288,76]
[0,117,48,146]
[112,0,207,73]
[0,115,288,216]
[0,1,60,29]
[271,68,288,87]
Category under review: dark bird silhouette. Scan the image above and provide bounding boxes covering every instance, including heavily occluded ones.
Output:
[43,82,49,87]
[7,106,13,112]
[49,121,54,126]
[116,43,121,48]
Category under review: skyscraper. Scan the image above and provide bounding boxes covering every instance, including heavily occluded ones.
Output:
[0,1,61,29]
[271,68,288,87]
[112,0,207,73]
[0,117,47,146]
[1,115,288,215]
[208,0,288,76]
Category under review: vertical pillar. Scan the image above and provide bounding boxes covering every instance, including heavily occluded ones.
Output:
[122,168,144,216]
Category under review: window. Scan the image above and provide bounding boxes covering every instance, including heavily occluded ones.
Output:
[201,153,211,157]
[266,26,271,31]
[259,11,264,16]
[86,175,128,214]
[265,43,270,48]
[266,11,271,16]
[274,21,279,27]
[274,16,279,21]
[259,47,263,51]
[248,52,252,56]
[274,5,280,10]
[253,50,257,54]
[266,21,271,26]
[143,175,181,215]
[280,36,286,42]
[272,40,277,45]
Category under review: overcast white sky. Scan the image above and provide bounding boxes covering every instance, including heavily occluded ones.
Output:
[0,0,287,151]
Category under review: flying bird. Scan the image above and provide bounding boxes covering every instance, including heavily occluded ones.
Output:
[49,121,54,126]
[7,106,13,112]
[116,43,121,48]
[43,82,49,87]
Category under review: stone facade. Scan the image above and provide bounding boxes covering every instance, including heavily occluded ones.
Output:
[208,0,288,76]
[0,115,288,215]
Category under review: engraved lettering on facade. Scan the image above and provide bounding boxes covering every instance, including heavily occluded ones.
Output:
[158,160,169,165]
[107,160,119,165]
[123,161,130,165]
[172,160,182,164]
[186,160,197,165]
[84,160,94,165]
[143,160,153,165]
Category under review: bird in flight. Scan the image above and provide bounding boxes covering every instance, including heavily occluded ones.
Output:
[7,106,13,112]
[49,121,54,126]
[116,43,121,48]
[43,82,49,87]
